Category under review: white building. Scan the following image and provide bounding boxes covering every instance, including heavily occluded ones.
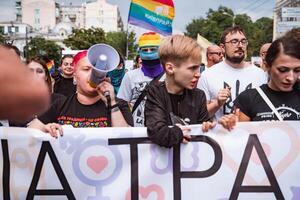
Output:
[60,4,85,29]
[15,0,123,34]
[273,0,300,39]
[16,0,60,33]
[0,21,32,55]
[85,0,123,32]
[2,0,124,56]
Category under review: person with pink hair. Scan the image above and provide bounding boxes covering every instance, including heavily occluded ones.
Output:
[29,50,133,137]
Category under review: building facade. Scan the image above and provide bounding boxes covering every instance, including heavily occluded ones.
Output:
[85,0,123,32]
[60,4,85,29]
[273,0,300,39]
[0,0,124,56]
[0,21,32,55]
[15,0,123,34]
[16,0,59,33]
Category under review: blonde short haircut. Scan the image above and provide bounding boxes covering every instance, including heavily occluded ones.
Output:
[159,35,202,67]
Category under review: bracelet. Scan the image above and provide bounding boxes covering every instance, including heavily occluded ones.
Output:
[111,106,120,113]
[110,103,119,109]
[110,103,120,113]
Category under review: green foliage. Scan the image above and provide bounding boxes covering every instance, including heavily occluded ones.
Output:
[106,31,127,56]
[25,37,62,65]
[63,27,106,50]
[184,6,273,57]
[0,34,5,44]
[64,28,138,59]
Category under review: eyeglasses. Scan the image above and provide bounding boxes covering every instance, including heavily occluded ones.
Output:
[209,52,223,56]
[225,39,248,46]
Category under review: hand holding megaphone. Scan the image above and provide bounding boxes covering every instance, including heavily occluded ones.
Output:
[87,44,120,91]
[95,79,116,106]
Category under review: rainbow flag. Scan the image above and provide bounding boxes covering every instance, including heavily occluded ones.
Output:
[128,0,175,36]
[46,60,56,76]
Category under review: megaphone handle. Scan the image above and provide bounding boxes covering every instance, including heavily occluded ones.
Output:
[104,91,110,97]
[105,91,112,127]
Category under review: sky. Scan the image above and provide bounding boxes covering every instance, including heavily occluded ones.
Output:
[0,0,275,33]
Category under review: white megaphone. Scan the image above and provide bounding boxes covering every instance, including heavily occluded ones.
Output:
[87,43,120,89]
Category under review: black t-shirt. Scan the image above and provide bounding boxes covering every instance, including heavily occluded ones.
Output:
[9,93,65,127]
[168,93,183,117]
[39,94,133,127]
[53,74,76,97]
[234,84,300,121]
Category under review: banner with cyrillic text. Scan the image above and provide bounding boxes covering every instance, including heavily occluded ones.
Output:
[0,121,300,199]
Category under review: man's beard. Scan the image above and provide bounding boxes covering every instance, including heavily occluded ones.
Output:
[225,51,245,64]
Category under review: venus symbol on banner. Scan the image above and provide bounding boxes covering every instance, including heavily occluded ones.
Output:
[59,134,122,200]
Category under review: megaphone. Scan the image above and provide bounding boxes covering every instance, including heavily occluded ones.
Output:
[87,43,120,88]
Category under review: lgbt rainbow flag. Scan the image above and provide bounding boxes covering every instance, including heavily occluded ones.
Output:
[128,0,175,36]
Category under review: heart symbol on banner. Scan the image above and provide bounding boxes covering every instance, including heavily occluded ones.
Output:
[86,156,108,174]
[219,122,300,185]
[125,184,165,200]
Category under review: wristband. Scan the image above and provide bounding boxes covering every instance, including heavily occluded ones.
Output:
[110,103,120,113]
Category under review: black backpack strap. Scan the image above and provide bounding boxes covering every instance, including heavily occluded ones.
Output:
[131,73,164,114]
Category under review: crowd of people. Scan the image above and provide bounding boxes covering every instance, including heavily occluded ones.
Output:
[0,26,299,148]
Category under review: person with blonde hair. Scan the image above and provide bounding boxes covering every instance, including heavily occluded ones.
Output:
[145,35,216,148]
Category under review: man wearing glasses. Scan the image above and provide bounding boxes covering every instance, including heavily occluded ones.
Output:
[197,26,267,120]
[206,45,224,68]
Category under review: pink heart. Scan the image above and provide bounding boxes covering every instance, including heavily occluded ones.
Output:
[251,142,271,165]
[219,122,300,185]
[125,184,165,200]
[87,156,108,174]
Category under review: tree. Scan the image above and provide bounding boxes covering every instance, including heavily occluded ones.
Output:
[25,37,62,65]
[184,6,273,57]
[106,31,138,59]
[0,34,5,44]
[106,31,127,57]
[127,31,139,60]
[64,28,138,60]
[63,27,106,50]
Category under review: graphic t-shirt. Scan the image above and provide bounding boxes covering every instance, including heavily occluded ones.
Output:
[197,61,267,120]
[234,84,300,121]
[53,74,76,97]
[118,68,165,127]
[39,94,133,127]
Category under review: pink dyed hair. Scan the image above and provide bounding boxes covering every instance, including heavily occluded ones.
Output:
[72,50,88,71]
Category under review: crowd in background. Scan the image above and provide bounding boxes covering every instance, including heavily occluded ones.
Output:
[1,26,300,148]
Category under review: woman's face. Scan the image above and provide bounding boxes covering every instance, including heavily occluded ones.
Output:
[268,52,300,92]
[27,61,46,81]
[61,57,74,77]
[74,57,98,97]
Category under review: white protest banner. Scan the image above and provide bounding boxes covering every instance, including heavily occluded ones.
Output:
[0,121,300,199]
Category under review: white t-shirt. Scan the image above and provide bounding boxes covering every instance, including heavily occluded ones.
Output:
[197,61,267,120]
[117,68,156,127]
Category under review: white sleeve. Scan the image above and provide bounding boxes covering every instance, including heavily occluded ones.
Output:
[117,72,132,101]
[197,71,211,101]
